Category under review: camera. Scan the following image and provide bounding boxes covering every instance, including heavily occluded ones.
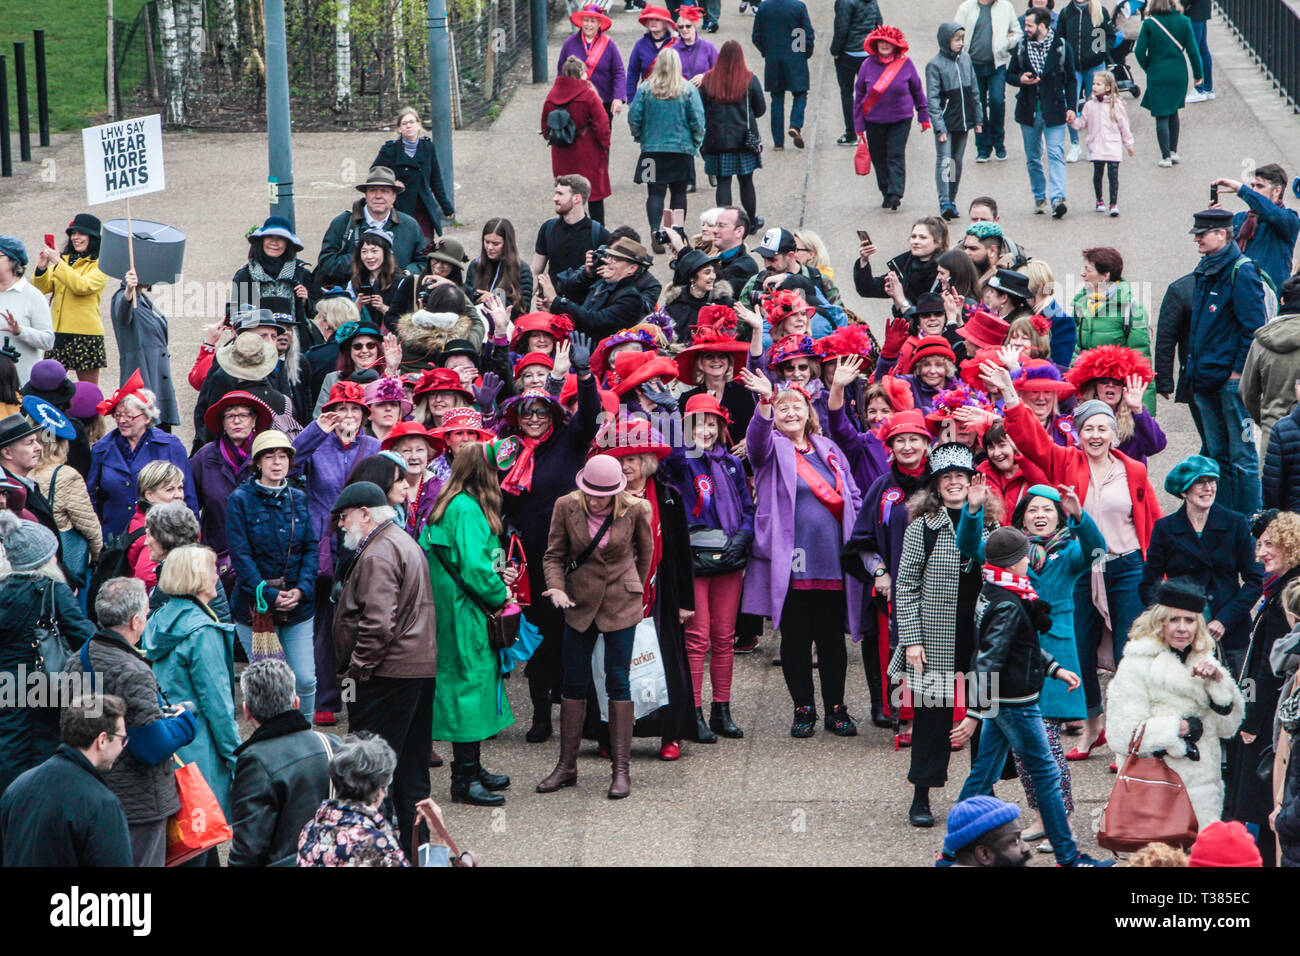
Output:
[591,245,610,268]
[652,229,671,247]
[0,338,20,363]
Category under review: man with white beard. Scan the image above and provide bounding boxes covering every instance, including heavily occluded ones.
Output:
[330,480,438,851]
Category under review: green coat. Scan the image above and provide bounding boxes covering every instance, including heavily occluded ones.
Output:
[1072,279,1156,414]
[1134,13,1202,117]
[421,494,513,743]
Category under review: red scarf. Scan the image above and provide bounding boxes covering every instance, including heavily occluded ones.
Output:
[501,427,553,496]
[983,564,1040,601]
[583,33,610,75]
[643,36,678,78]
[794,445,845,523]
[895,461,926,478]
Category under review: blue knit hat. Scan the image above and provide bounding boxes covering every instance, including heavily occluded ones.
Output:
[943,795,1020,855]
[1164,454,1219,497]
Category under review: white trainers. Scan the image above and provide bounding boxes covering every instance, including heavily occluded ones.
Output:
[1170,151,1182,164]
[1066,144,1081,163]
[1109,204,1120,217]
[1158,157,1173,167]
[1185,90,1208,103]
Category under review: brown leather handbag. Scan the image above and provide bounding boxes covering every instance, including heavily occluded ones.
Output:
[1097,725,1200,853]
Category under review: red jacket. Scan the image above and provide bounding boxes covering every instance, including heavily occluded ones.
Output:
[541,76,613,202]
[126,508,158,591]
[1003,402,1161,555]
[976,453,1049,525]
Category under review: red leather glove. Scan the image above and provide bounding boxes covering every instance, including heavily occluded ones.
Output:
[920,121,931,132]
[881,317,910,359]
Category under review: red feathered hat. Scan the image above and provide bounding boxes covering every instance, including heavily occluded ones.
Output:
[767,334,825,368]
[695,304,739,334]
[674,324,749,384]
[878,374,915,412]
[817,324,877,361]
[864,25,909,57]
[1065,344,1154,389]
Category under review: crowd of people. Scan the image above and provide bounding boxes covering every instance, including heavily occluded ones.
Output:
[1,0,1300,869]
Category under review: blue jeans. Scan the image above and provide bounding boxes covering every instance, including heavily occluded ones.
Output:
[1191,19,1213,92]
[562,622,637,701]
[770,91,807,146]
[1073,550,1145,717]
[1192,378,1262,514]
[1069,65,1102,144]
[236,618,317,718]
[1020,114,1067,204]
[958,701,1080,865]
[972,61,1006,156]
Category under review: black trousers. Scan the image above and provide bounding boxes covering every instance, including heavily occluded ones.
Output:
[524,596,566,708]
[863,118,911,202]
[1092,161,1119,204]
[909,695,955,788]
[835,54,863,137]
[1155,112,1181,157]
[347,674,435,850]
[778,589,848,711]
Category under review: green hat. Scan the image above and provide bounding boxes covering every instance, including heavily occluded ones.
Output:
[1164,455,1220,497]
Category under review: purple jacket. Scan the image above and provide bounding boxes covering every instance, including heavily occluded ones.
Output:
[292,422,381,576]
[845,467,923,646]
[827,404,890,493]
[625,33,679,101]
[853,56,929,133]
[88,428,199,538]
[676,38,719,81]
[661,445,755,536]
[1116,410,1168,466]
[740,414,864,636]
[558,33,627,107]
[190,440,252,556]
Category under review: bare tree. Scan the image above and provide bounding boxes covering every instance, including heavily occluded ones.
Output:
[335,0,352,111]
[156,0,187,123]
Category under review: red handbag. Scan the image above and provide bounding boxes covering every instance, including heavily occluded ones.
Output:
[507,534,530,607]
[165,757,233,866]
[854,140,871,176]
[1097,725,1200,853]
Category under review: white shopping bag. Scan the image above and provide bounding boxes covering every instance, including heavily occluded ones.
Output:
[591,616,669,721]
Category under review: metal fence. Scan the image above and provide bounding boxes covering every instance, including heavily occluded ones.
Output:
[113,0,570,130]
[1215,0,1300,112]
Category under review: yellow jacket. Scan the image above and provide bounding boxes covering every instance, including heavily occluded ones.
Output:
[31,255,109,336]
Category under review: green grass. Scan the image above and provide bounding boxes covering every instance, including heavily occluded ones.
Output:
[0,0,149,132]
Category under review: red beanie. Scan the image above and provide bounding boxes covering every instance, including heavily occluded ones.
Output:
[1187,820,1262,867]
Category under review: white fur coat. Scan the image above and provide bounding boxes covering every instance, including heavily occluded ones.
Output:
[1106,638,1245,829]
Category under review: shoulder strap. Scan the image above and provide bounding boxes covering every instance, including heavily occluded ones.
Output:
[1121,294,1134,344]
[1147,14,1184,53]
[48,464,63,503]
[591,218,603,245]
[567,510,614,574]
[431,547,499,616]
[80,639,96,693]
[313,731,338,800]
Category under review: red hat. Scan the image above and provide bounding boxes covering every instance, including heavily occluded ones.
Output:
[593,419,672,460]
[559,372,621,419]
[911,335,956,364]
[412,367,476,403]
[958,309,1011,350]
[695,304,740,333]
[1188,820,1262,867]
[382,420,442,454]
[1012,359,1076,395]
[767,334,825,369]
[959,348,1006,391]
[683,392,731,425]
[609,350,680,398]
[675,325,749,384]
[513,352,555,379]
[675,4,704,22]
[322,380,369,412]
[203,389,273,436]
[569,3,612,31]
[638,5,675,26]
[881,409,931,443]
[1065,344,1154,390]
[762,289,815,334]
[864,24,909,56]
[924,384,993,428]
[96,369,148,416]
[817,324,877,362]
[592,328,657,382]
[509,312,573,352]
[879,374,915,412]
[429,406,496,443]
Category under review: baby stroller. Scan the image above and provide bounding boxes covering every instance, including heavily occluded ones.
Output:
[1110,0,1145,98]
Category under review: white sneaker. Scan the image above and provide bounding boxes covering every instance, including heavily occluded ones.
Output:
[1158,157,1173,167]
[1109,204,1120,217]
[1170,151,1182,164]
[1095,201,1106,212]
[1204,91,1217,100]
[1066,144,1081,163]
[1185,90,1208,103]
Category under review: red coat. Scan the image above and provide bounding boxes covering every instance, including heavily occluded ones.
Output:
[976,453,1049,525]
[541,76,612,202]
[1004,402,1162,555]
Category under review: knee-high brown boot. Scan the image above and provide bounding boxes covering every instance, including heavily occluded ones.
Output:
[536,698,585,793]
[608,700,635,799]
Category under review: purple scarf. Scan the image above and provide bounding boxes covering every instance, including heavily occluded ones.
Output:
[219,434,251,475]
[701,443,744,536]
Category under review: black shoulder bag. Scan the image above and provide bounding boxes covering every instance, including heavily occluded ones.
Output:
[431,548,517,651]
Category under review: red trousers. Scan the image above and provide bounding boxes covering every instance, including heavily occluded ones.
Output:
[684,570,744,706]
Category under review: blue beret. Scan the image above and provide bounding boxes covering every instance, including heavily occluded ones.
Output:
[1164,454,1219,496]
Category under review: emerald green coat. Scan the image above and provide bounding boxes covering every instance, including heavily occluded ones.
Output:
[421,493,513,743]
[1071,278,1156,414]
[1134,12,1203,118]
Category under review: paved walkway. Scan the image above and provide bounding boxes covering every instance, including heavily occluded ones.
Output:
[2,0,1298,864]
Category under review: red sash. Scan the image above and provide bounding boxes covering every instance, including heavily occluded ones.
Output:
[860,55,908,118]
[794,447,845,523]
[583,34,610,75]
[642,36,678,78]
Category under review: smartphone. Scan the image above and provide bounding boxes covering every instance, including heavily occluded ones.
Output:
[671,210,685,228]
[44,233,55,249]
[857,229,872,244]
[359,283,376,296]
[1210,184,1219,204]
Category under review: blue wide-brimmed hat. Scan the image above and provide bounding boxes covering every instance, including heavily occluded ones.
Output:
[21,396,75,440]
[249,216,303,252]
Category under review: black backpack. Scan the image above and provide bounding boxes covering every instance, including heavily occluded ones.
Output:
[85,526,146,624]
[545,107,578,147]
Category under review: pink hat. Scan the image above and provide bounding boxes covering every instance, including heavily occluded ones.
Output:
[575,454,627,497]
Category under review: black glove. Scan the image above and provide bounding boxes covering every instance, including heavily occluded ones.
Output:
[720,530,752,565]
[1027,597,1054,634]
[641,383,678,412]
[569,332,593,376]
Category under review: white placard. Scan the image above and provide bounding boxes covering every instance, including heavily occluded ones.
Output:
[81,114,166,206]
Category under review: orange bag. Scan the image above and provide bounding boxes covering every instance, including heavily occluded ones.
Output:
[165,756,234,866]
[1097,725,1200,853]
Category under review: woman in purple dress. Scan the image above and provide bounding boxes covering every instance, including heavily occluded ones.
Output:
[557,5,628,117]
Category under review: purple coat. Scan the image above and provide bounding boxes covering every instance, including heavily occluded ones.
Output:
[558,32,627,107]
[292,422,381,576]
[1116,410,1168,466]
[845,467,921,646]
[827,403,890,493]
[853,55,929,132]
[740,414,864,636]
[677,38,719,81]
[625,33,679,101]
[88,428,199,538]
[190,440,252,556]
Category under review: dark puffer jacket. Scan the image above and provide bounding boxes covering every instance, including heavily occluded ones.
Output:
[229,711,336,867]
[225,478,318,627]
[830,0,883,57]
[71,627,192,823]
[1056,0,1114,73]
[1264,404,1300,512]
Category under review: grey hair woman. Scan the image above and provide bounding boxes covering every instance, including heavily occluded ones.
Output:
[298,733,411,866]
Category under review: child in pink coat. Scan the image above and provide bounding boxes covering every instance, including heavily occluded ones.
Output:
[1067,71,1136,217]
